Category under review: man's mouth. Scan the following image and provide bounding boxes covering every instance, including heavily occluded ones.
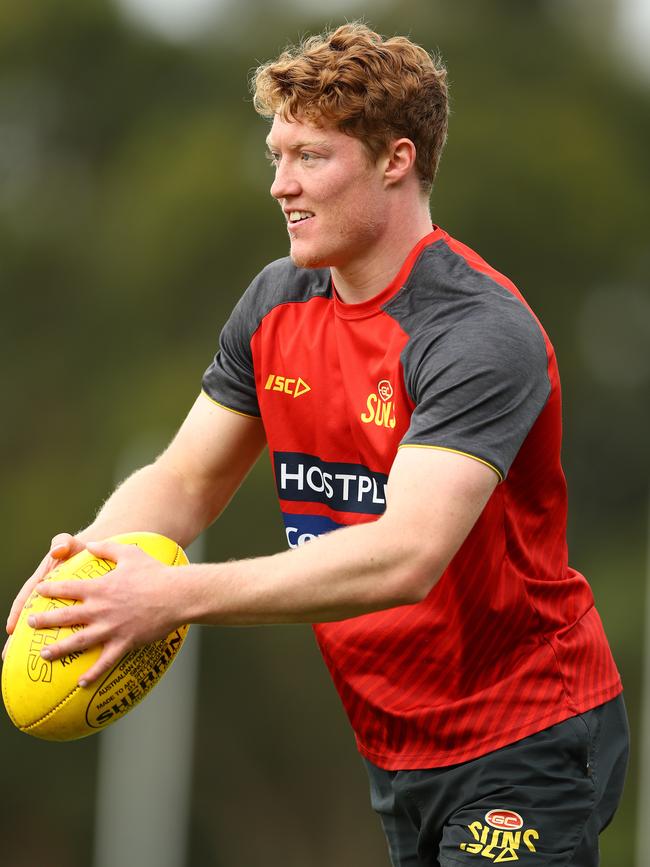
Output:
[288,210,315,224]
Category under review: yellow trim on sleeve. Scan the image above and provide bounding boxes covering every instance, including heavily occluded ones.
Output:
[200,390,260,420]
[397,443,504,482]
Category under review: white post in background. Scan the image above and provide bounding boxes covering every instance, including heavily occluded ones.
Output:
[92,538,202,867]
[636,486,650,867]
[93,440,202,867]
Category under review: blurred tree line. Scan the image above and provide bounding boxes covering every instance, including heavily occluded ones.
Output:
[1,1,648,864]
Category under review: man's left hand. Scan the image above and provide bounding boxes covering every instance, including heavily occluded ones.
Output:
[29,540,179,686]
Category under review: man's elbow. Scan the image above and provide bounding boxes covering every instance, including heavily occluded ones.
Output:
[390,554,444,605]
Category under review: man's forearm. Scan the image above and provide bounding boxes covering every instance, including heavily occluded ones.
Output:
[78,461,215,549]
[173,515,441,627]
[164,449,498,629]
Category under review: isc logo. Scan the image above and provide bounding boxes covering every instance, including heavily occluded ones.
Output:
[264,374,311,398]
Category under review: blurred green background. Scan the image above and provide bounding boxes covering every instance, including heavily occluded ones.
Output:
[1,0,648,864]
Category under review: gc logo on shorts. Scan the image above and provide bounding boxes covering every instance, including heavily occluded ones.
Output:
[363,695,628,866]
[458,810,540,861]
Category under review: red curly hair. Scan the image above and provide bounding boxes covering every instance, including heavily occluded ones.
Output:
[252,22,449,194]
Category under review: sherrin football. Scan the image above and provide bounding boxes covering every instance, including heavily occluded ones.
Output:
[2,531,189,741]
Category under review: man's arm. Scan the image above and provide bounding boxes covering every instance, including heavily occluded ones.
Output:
[75,394,267,547]
[5,394,266,636]
[182,445,498,623]
[27,444,498,684]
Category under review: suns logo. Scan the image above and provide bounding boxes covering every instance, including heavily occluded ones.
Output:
[360,380,396,430]
[459,812,540,862]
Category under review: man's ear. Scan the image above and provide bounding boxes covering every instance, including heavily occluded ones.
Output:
[382,138,417,187]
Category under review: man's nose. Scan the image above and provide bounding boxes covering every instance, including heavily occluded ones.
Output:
[270,160,301,200]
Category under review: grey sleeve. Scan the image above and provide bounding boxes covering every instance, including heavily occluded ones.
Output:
[201,281,261,418]
[400,306,551,479]
[201,257,328,417]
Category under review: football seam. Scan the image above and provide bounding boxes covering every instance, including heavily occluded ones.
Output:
[19,683,84,732]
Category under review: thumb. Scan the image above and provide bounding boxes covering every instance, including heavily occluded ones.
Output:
[85,539,133,564]
[50,533,83,560]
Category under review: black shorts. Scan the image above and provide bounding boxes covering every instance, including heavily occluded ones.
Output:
[363,694,629,867]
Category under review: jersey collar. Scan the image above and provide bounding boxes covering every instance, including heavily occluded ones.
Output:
[332,228,446,320]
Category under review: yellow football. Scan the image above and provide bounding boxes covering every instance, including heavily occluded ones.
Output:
[2,531,189,741]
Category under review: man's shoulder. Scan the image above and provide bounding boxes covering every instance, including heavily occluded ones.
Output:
[247,257,330,306]
[387,234,544,346]
[383,233,552,392]
[227,257,331,338]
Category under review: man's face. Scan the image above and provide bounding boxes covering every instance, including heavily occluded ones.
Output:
[266,115,389,271]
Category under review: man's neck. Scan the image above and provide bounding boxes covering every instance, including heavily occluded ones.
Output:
[331,210,434,305]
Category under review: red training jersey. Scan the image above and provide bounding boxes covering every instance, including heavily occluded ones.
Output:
[202,227,622,770]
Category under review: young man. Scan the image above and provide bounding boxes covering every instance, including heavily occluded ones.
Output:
[5,23,627,866]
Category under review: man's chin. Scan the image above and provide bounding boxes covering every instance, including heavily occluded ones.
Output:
[289,243,329,270]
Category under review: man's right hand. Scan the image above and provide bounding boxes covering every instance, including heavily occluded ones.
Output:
[3,533,86,657]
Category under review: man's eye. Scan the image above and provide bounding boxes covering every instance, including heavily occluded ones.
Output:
[300,152,315,162]
[266,151,280,167]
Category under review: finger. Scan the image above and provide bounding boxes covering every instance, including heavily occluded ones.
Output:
[37,624,123,686]
[6,571,47,634]
[27,604,86,631]
[38,623,100,662]
[36,579,88,601]
[85,539,134,563]
[6,534,82,635]
[7,586,37,634]
[78,644,126,687]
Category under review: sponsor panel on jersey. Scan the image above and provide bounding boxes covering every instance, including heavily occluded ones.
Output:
[458,812,539,862]
[282,513,345,548]
[273,451,388,515]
